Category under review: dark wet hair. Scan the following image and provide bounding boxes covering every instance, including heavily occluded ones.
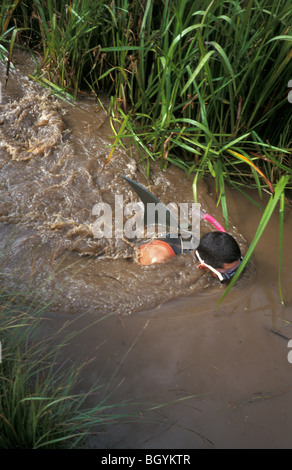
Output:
[196,232,241,269]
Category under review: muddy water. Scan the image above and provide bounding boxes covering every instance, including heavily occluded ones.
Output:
[0,52,248,315]
[1,52,292,449]
[44,185,292,450]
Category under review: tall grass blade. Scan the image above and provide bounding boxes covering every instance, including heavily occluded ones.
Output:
[218,175,291,305]
[278,191,285,306]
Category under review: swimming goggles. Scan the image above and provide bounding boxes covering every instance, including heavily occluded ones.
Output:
[194,250,243,283]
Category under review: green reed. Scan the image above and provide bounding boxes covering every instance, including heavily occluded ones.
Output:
[218,174,290,305]
[0,282,137,449]
[1,1,291,166]
[0,0,109,97]
[96,1,292,202]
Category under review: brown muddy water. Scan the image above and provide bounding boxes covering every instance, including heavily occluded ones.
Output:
[1,53,292,449]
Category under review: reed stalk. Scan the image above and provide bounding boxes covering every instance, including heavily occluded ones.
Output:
[0,280,137,448]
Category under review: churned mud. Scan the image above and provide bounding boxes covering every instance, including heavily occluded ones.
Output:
[0,52,248,315]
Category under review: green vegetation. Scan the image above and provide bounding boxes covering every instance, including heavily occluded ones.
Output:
[0,285,138,448]
[1,1,291,200]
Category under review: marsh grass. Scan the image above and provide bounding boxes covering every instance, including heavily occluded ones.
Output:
[1,1,291,183]
[95,0,292,220]
[0,279,139,449]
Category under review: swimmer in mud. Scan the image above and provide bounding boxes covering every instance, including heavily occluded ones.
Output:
[121,174,243,283]
[138,231,243,283]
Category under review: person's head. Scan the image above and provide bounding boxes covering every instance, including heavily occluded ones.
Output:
[195,232,242,283]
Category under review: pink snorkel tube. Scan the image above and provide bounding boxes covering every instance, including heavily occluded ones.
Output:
[200,211,226,233]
